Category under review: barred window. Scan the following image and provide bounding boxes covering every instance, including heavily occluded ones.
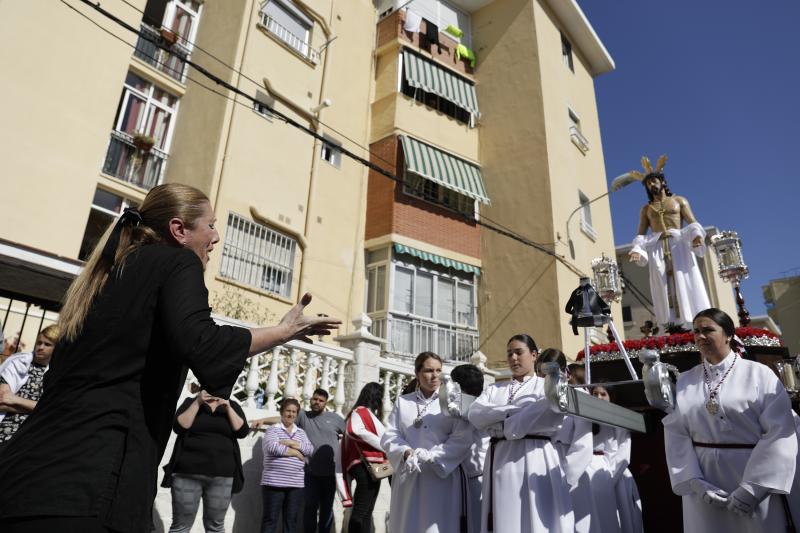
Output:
[220,212,297,298]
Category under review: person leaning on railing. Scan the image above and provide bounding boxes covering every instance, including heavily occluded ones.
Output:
[0,183,339,533]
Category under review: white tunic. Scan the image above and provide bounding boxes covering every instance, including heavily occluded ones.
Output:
[552,414,593,533]
[468,376,575,533]
[583,425,643,533]
[663,352,798,533]
[462,431,490,533]
[382,391,475,533]
[630,222,710,328]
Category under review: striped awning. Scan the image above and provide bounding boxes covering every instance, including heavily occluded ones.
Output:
[402,49,479,118]
[394,244,481,276]
[399,136,490,205]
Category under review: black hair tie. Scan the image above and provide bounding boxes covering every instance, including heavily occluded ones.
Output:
[101,207,143,263]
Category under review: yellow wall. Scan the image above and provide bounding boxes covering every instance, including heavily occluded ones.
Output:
[0,1,148,258]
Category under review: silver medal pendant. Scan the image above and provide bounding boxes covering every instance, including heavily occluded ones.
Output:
[705,398,719,415]
[413,417,423,428]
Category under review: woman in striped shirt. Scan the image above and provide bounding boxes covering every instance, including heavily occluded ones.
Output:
[261,398,314,533]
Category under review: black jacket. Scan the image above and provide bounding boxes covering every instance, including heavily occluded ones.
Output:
[0,245,251,533]
[565,283,611,335]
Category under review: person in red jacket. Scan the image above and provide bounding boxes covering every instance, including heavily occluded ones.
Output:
[338,382,387,533]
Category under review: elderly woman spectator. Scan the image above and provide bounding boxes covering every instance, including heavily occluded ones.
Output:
[663,308,798,532]
[0,325,59,448]
[261,398,313,533]
[161,386,249,533]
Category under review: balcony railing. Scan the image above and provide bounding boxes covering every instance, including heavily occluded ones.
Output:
[133,24,190,82]
[570,125,590,154]
[259,13,319,64]
[374,315,479,362]
[102,130,167,191]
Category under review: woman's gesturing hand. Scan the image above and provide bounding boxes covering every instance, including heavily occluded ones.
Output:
[278,293,342,344]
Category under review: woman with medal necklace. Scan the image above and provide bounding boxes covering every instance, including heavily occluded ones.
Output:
[663,308,798,533]
[382,352,476,533]
[468,334,576,533]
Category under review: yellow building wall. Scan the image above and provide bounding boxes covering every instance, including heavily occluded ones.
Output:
[0,1,147,258]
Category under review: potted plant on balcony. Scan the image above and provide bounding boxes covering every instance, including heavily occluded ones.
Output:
[159,28,178,47]
[132,132,156,153]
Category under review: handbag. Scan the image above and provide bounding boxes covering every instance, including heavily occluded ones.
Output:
[361,455,393,480]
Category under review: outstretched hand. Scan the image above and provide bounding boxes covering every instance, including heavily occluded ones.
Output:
[279,293,342,344]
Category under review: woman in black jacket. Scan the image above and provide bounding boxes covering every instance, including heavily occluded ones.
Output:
[0,183,338,533]
[163,387,249,533]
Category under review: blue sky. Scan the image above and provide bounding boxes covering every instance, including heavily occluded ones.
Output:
[578,0,800,319]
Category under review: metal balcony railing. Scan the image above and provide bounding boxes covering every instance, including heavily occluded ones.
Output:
[133,24,190,82]
[569,125,590,154]
[372,315,479,362]
[102,130,167,190]
[260,13,319,64]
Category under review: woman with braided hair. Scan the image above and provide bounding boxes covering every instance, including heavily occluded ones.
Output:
[663,308,797,532]
[0,183,339,533]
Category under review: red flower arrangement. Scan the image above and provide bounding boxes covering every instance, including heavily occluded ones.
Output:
[577,327,781,360]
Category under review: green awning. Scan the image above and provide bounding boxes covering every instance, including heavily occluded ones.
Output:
[394,243,481,276]
[402,49,480,118]
[399,136,490,205]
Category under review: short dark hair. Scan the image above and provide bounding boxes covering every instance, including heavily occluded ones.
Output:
[312,388,329,400]
[401,378,418,395]
[507,334,538,353]
[537,348,567,372]
[279,398,301,413]
[414,351,443,374]
[450,364,484,396]
[693,308,736,346]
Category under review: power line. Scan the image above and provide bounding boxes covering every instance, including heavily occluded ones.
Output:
[67,0,587,278]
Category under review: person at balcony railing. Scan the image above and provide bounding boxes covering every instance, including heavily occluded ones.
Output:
[468,334,576,533]
[296,387,345,533]
[160,385,249,533]
[382,352,475,533]
[663,308,799,533]
[0,325,59,450]
[337,381,388,533]
[535,349,593,533]
[451,364,490,533]
[586,384,643,533]
[261,398,314,533]
[0,183,339,533]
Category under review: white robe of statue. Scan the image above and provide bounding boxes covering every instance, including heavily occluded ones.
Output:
[382,391,475,533]
[630,222,710,328]
[663,352,798,533]
[468,376,575,533]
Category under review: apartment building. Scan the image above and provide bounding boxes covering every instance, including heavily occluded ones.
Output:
[763,274,800,354]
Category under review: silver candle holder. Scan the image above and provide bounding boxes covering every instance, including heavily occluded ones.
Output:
[710,231,751,326]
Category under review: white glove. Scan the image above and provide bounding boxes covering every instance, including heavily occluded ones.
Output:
[403,452,422,475]
[689,478,729,508]
[727,486,759,517]
[486,422,504,439]
[414,448,434,464]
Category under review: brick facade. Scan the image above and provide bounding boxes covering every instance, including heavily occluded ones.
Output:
[365,135,480,260]
[376,10,475,78]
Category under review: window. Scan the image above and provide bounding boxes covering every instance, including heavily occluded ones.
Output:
[366,264,386,313]
[579,191,596,241]
[320,136,342,168]
[568,107,589,153]
[165,0,202,46]
[220,212,298,298]
[403,172,475,217]
[260,0,317,62]
[253,91,275,121]
[79,188,138,261]
[561,32,574,72]
[622,305,633,323]
[403,0,472,47]
[400,67,472,126]
[114,72,178,150]
[382,255,478,361]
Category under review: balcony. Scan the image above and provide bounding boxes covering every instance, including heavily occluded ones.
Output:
[259,13,320,64]
[133,24,190,82]
[102,130,167,191]
[376,9,474,77]
[570,125,590,154]
[371,315,479,362]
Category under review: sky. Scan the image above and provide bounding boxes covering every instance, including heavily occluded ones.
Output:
[577,0,800,319]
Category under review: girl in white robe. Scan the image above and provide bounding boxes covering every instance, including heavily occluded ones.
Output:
[587,385,643,533]
[468,335,576,533]
[382,352,475,533]
[663,308,798,533]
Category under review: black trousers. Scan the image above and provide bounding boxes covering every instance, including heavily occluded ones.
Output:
[303,472,337,533]
[0,516,121,533]
[348,463,383,533]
